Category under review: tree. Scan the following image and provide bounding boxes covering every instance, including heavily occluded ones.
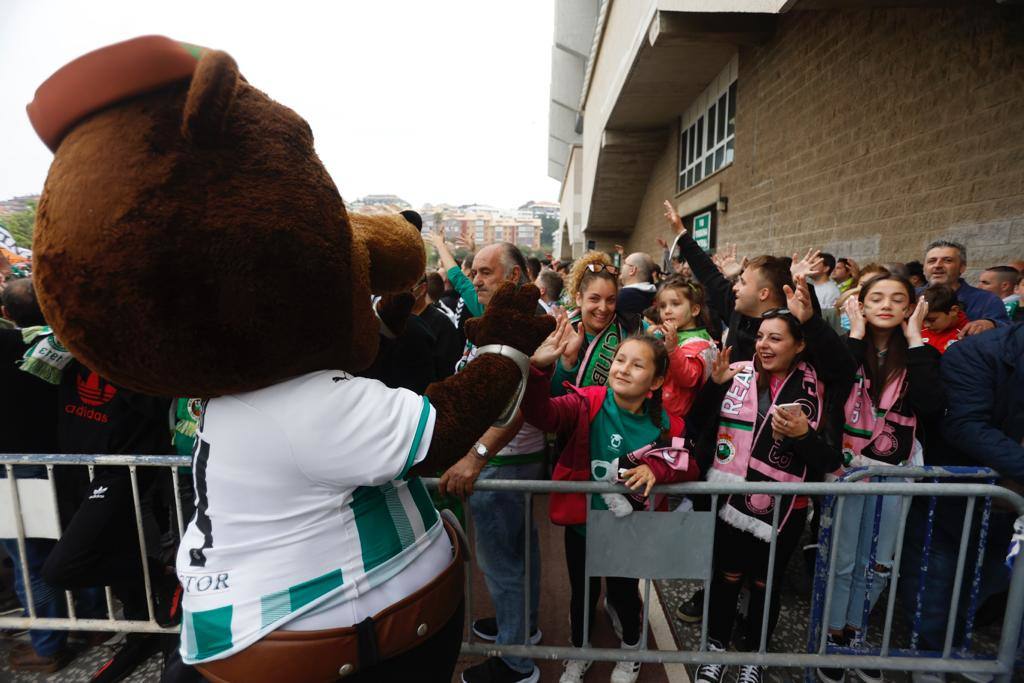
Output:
[1,201,37,248]
[540,216,558,249]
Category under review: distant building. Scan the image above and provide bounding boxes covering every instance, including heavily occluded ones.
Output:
[547,0,1024,276]
[0,195,40,216]
[358,194,411,209]
[518,200,560,221]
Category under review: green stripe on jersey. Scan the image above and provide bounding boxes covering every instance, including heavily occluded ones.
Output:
[399,396,432,480]
[352,485,404,571]
[383,485,416,548]
[258,569,344,628]
[407,477,440,530]
[190,605,233,660]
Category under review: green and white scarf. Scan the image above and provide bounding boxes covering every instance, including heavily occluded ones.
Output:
[19,326,73,384]
[570,311,627,387]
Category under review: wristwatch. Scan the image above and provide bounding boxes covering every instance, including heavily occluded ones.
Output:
[471,442,490,461]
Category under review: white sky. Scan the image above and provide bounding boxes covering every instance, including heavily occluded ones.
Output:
[0,0,560,209]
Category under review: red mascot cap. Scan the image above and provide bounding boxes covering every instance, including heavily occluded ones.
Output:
[27,35,206,152]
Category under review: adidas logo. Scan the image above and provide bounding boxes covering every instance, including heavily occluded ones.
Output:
[89,486,109,500]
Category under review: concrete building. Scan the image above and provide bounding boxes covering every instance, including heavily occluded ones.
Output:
[548,0,1024,279]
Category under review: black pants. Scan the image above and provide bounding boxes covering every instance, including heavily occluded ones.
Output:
[564,528,642,647]
[348,600,465,683]
[42,469,165,619]
[707,506,807,651]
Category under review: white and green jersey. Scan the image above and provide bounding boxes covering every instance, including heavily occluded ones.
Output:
[176,370,441,665]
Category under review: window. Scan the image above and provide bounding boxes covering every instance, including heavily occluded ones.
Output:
[475,226,485,242]
[517,225,534,245]
[677,58,737,193]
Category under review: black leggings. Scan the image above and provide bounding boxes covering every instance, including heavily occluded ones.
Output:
[564,528,642,647]
[707,506,807,651]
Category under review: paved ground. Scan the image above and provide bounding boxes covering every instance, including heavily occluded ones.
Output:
[0,498,1020,682]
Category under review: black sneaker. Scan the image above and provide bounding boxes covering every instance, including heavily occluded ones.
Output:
[471,617,542,645]
[737,664,765,683]
[461,657,540,683]
[816,633,847,683]
[675,588,704,623]
[91,634,162,683]
[693,639,727,683]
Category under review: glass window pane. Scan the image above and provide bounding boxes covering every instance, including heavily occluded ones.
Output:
[704,157,713,176]
[728,81,737,138]
[707,105,716,147]
[696,117,704,156]
[689,125,696,165]
[725,138,735,165]
[715,146,724,169]
[680,129,688,172]
[696,163,704,182]
[688,168,694,187]
[717,93,727,141]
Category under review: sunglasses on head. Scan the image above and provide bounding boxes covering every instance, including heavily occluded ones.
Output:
[760,307,797,320]
[586,263,619,276]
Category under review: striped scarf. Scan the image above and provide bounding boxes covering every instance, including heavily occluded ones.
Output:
[18,326,73,384]
[840,367,915,469]
[708,361,823,541]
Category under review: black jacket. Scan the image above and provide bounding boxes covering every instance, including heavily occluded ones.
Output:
[0,328,59,455]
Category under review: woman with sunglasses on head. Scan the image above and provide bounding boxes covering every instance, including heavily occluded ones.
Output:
[693,275,852,683]
[552,252,641,396]
[816,274,941,683]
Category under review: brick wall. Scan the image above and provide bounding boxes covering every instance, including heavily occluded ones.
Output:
[627,6,1024,282]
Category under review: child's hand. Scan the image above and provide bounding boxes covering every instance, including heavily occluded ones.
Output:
[660,320,678,349]
[561,322,585,369]
[622,464,656,497]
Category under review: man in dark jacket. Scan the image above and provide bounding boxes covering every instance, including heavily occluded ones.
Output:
[898,323,1024,660]
[616,251,657,320]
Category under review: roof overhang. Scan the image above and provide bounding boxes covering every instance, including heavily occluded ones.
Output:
[585,9,774,233]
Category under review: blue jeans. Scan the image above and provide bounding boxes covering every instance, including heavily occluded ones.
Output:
[898,499,1014,651]
[2,539,105,656]
[828,493,902,632]
[468,461,543,674]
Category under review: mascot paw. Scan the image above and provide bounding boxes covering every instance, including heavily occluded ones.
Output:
[601,493,634,518]
[464,283,554,357]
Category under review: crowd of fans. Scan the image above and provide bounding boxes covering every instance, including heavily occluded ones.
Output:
[0,209,1021,683]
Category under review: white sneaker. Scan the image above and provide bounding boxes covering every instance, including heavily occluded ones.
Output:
[559,659,591,683]
[610,640,641,683]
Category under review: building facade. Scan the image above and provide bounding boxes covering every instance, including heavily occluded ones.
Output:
[548,0,1024,279]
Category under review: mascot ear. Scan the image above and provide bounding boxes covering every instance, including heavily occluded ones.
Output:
[349,212,426,294]
[181,50,239,147]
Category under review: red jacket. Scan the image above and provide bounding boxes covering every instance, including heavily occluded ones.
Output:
[522,367,697,513]
[921,311,968,354]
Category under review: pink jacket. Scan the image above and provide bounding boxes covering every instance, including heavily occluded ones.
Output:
[662,336,717,420]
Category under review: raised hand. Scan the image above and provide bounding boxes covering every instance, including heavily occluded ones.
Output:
[718,243,743,279]
[463,283,555,357]
[711,346,741,385]
[791,248,823,280]
[531,313,572,368]
[561,321,586,370]
[656,237,669,250]
[663,200,686,236]
[904,296,928,345]
[660,319,679,350]
[783,273,814,323]
[844,296,867,339]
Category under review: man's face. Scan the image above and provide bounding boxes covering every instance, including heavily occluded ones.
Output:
[620,257,637,285]
[977,270,1013,298]
[832,261,849,282]
[733,266,766,317]
[924,247,965,286]
[471,246,510,306]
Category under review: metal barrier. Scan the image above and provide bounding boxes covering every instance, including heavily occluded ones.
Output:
[0,455,1022,682]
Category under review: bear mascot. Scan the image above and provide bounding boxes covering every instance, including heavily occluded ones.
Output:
[26,35,553,682]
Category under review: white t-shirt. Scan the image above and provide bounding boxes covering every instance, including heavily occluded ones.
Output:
[813,279,841,310]
[176,370,445,664]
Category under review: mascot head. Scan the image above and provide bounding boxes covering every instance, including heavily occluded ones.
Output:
[27,36,425,397]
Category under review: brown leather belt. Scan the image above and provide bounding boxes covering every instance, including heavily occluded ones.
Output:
[197,519,466,683]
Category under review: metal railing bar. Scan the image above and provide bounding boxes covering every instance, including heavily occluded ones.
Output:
[6,465,35,619]
[911,491,939,651]
[128,466,156,624]
[700,493,717,652]
[171,468,186,540]
[962,491,993,654]
[43,465,77,622]
[860,489,885,633]
[819,495,846,653]
[759,494,782,654]
[943,496,976,658]
[524,490,531,647]
[880,494,911,656]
